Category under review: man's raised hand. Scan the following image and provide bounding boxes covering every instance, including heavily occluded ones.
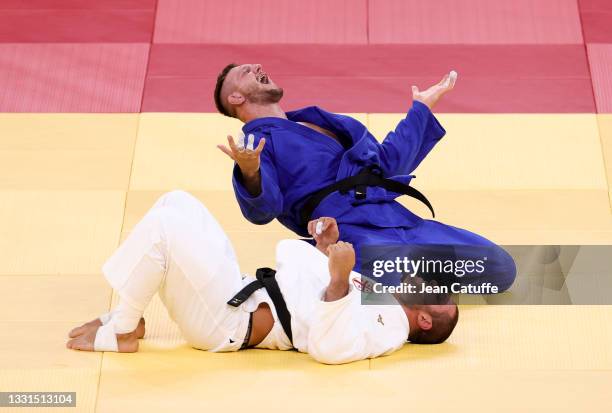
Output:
[217,133,266,178]
[217,134,266,196]
[412,70,458,110]
[324,241,356,301]
[308,217,340,253]
[327,242,355,282]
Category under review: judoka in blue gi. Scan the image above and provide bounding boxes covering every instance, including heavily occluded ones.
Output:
[215,64,516,292]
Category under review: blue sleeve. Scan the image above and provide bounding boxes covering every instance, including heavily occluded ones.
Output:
[232,140,284,225]
[377,100,446,176]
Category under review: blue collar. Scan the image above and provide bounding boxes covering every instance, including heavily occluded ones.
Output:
[242,106,329,132]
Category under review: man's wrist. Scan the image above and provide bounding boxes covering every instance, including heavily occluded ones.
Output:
[316,241,334,255]
[239,168,262,197]
[324,280,349,301]
[316,243,328,255]
[241,168,260,180]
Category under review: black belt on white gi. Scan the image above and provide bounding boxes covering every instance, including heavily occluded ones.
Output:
[227,267,293,346]
[299,165,435,227]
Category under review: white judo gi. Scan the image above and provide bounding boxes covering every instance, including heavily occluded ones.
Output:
[101,190,409,364]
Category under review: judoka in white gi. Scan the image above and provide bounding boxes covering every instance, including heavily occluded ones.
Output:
[66,191,458,364]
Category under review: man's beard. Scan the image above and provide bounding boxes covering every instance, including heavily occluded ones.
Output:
[247,87,284,105]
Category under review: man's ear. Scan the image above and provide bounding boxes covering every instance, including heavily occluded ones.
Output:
[227,92,245,107]
[417,312,433,331]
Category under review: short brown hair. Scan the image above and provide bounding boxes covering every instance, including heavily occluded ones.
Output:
[214,63,237,117]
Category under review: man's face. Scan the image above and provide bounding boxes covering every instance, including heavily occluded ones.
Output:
[224,63,283,109]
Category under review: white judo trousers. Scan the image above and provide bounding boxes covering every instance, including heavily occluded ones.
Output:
[101,190,255,352]
[100,190,409,363]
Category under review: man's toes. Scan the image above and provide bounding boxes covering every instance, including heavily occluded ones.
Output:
[68,327,81,338]
[66,337,92,351]
[70,338,94,352]
[68,325,87,338]
[68,322,92,337]
[68,319,102,338]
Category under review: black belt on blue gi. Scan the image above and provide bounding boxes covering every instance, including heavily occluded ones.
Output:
[228,267,293,348]
[299,165,435,227]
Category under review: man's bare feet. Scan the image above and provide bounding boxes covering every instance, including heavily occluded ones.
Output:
[412,71,457,110]
[69,317,145,338]
[68,318,102,338]
[66,317,145,352]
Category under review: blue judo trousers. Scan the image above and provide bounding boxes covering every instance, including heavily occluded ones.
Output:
[232,101,516,292]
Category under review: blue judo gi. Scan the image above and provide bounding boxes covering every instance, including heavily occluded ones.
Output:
[232,101,516,292]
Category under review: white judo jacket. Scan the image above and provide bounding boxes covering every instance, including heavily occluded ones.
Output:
[253,239,410,365]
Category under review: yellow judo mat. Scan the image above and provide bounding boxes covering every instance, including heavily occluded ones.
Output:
[1,113,612,412]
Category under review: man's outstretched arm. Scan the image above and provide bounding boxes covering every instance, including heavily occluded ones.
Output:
[376,71,457,177]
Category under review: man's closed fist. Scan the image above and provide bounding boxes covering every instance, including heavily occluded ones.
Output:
[327,241,356,281]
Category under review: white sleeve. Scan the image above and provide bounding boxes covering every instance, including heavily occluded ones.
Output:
[307,285,372,365]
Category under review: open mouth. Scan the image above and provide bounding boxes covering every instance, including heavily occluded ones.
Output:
[256,73,269,84]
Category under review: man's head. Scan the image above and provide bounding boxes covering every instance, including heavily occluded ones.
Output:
[404,303,458,344]
[214,63,284,119]
[390,274,458,344]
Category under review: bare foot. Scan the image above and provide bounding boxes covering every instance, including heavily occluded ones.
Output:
[66,318,145,352]
[68,318,102,338]
[66,326,142,353]
[134,317,146,339]
[412,71,457,110]
[69,317,145,338]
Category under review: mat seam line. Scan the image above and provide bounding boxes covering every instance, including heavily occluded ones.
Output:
[94,0,158,405]
[576,3,599,112]
[576,1,612,212]
[136,0,158,113]
[593,115,612,213]
[92,115,142,413]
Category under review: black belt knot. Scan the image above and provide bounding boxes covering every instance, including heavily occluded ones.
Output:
[299,165,435,227]
[227,267,293,346]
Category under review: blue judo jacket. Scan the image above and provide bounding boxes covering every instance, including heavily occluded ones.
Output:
[231,101,446,238]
